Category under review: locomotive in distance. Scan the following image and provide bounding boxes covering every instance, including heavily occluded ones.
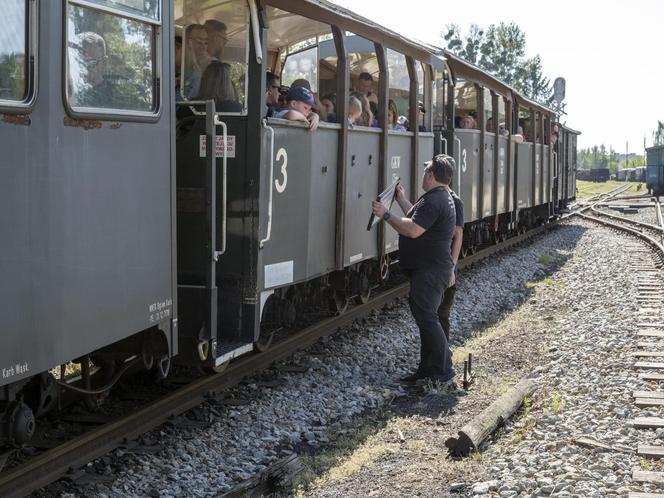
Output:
[0,0,578,446]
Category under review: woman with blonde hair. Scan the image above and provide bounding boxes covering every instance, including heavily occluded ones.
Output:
[351,91,374,127]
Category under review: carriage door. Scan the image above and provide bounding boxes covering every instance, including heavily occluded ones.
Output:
[174,0,253,369]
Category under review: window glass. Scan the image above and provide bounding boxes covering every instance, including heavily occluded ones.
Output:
[498,97,506,133]
[281,46,318,93]
[454,80,477,129]
[484,89,494,133]
[67,4,155,112]
[347,34,379,128]
[0,0,28,102]
[387,49,408,130]
[431,69,445,129]
[84,0,160,21]
[518,109,531,142]
[416,62,425,105]
[180,0,249,113]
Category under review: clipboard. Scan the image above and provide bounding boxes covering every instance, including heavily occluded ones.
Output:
[367,177,400,230]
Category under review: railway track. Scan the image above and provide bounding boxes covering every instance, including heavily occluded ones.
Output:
[578,192,664,497]
[0,223,556,497]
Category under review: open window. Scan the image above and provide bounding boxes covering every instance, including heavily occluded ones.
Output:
[346,34,380,129]
[431,68,446,130]
[387,49,409,131]
[65,0,160,117]
[265,7,337,122]
[177,0,249,114]
[454,79,477,130]
[0,0,34,109]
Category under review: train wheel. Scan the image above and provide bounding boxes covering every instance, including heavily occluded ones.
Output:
[461,246,469,258]
[254,330,275,353]
[354,272,371,305]
[328,289,348,315]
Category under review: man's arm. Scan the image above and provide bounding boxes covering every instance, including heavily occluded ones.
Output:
[371,201,425,239]
[394,184,413,214]
[450,226,463,266]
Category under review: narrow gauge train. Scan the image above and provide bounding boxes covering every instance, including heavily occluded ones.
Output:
[0,0,578,446]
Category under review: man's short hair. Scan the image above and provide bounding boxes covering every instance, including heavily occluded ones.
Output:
[80,32,106,56]
[358,72,373,82]
[426,154,455,185]
[204,19,227,33]
[266,71,279,90]
[185,23,205,37]
[290,78,311,91]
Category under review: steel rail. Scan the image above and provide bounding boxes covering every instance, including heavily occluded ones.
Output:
[0,221,562,497]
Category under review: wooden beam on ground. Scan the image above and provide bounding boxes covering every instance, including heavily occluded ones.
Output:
[219,453,303,498]
[639,331,664,338]
[638,445,664,459]
[640,373,664,381]
[445,377,536,457]
[635,362,664,370]
[628,492,664,498]
[635,398,664,408]
[632,417,664,429]
[633,469,664,484]
[634,391,664,399]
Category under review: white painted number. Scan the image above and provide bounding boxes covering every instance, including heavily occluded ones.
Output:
[461,148,468,173]
[275,147,288,193]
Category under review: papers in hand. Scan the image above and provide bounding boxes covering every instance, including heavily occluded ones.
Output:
[367,177,400,231]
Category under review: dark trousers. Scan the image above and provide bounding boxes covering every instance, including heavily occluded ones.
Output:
[407,268,455,381]
[437,284,457,341]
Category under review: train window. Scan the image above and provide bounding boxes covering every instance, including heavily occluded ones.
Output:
[431,69,445,129]
[179,0,249,114]
[82,0,159,21]
[454,80,477,129]
[281,45,319,93]
[518,109,532,142]
[66,2,158,114]
[483,89,494,133]
[387,49,409,130]
[347,34,380,128]
[0,0,29,104]
[498,97,506,133]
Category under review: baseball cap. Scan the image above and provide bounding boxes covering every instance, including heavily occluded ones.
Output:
[286,86,315,107]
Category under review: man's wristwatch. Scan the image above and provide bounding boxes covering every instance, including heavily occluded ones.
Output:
[383,211,391,221]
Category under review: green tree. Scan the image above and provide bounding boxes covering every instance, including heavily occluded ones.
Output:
[441,23,553,105]
[654,120,664,146]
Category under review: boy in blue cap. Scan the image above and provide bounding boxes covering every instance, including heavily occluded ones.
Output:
[274,86,320,131]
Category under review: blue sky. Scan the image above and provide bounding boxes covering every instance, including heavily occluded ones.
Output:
[331,0,663,155]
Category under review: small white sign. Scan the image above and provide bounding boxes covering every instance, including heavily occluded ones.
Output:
[390,156,401,170]
[265,261,294,289]
[200,135,236,159]
[349,253,363,263]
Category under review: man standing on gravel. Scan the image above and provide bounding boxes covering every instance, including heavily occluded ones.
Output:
[371,154,457,386]
[438,187,464,342]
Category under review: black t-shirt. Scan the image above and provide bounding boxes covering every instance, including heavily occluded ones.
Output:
[399,187,456,272]
[451,191,464,228]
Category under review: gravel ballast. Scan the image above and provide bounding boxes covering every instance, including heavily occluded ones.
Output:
[36,219,636,498]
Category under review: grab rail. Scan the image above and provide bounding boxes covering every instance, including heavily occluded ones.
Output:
[214,115,228,258]
[454,136,462,193]
[260,119,275,248]
[248,0,263,65]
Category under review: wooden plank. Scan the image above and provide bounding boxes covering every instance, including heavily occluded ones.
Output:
[629,492,664,498]
[633,469,664,484]
[639,331,664,338]
[635,362,664,370]
[640,373,664,381]
[632,352,664,358]
[638,445,664,458]
[632,417,664,428]
[634,391,664,399]
[638,342,664,349]
[636,398,664,408]
[639,323,664,328]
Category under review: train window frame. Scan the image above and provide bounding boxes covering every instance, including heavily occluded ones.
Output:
[0,0,38,114]
[63,0,162,122]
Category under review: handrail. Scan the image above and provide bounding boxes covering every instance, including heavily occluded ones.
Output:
[454,136,462,193]
[260,120,275,248]
[214,115,228,258]
[441,135,448,155]
[248,0,263,65]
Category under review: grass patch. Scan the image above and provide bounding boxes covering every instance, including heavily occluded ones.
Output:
[640,458,652,471]
[291,418,394,495]
[550,392,564,415]
[575,180,642,200]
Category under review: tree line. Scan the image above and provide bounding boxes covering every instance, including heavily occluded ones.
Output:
[441,22,553,105]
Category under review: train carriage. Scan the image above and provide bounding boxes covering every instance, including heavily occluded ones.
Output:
[0,0,578,445]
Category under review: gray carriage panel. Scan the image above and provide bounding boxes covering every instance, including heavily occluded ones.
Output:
[417,133,434,180]
[307,125,339,276]
[497,137,508,214]
[0,4,175,384]
[344,127,380,266]
[483,133,495,218]
[384,132,413,253]
[258,120,313,290]
[534,144,541,206]
[516,143,532,209]
[455,130,480,223]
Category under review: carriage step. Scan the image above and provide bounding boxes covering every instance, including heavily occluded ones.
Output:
[215,341,253,366]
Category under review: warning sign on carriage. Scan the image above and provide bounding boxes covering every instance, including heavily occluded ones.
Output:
[199,135,236,159]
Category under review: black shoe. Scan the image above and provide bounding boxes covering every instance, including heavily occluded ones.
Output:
[400,371,426,383]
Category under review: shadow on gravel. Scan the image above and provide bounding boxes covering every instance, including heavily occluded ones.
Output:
[286,223,589,496]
